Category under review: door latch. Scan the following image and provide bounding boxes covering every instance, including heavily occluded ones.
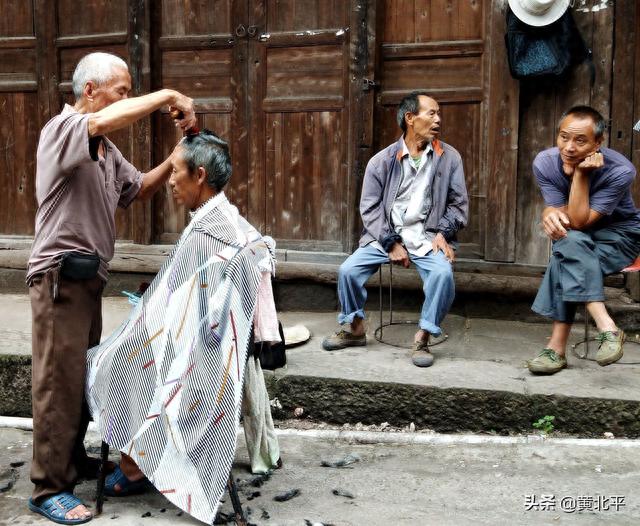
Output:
[362,78,379,92]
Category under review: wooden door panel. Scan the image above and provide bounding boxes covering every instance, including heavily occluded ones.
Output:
[162,50,233,100]
[0,1,34,37]
[57,0,128,36]
[383,0,483,43]
[265,111,344,248]
[264,45,344,106]
[266,0,346,31]
[161,0,232,35]
[152,0,244,243]
[253,0,351,250]
[0,1,38,236]
[0,92,39,235]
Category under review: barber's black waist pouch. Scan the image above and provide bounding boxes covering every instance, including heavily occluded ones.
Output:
[60,251,101,280]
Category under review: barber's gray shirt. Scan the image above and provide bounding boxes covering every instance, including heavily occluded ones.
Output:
[27,104,143,282]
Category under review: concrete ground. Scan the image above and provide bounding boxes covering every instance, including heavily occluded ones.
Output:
[3,293,640,436]
[1,425,640,526]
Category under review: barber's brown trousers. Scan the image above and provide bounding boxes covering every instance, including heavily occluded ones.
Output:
[29,268,104,502]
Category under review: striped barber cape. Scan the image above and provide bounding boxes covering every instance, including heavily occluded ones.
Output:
[86,192,273,524]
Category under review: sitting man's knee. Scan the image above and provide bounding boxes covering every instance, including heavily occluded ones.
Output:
[338,258,356,278]
[423,264,454,290]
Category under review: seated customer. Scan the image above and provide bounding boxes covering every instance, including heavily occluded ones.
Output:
[86,130,280,524]
[528,106,640,375]
[322,92,468,367]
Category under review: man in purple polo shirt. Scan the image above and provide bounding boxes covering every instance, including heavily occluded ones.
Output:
[528,105,640,375]
[26,52,196,524]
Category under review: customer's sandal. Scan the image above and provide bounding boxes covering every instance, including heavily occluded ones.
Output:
[322,330,366,351]
[595,330,625,366]
[527,348,567,375]
[104,465,151,497]
[411,341,434,367]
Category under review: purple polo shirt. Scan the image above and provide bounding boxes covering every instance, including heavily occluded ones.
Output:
[533,147,640,229]
[27,105,143,282]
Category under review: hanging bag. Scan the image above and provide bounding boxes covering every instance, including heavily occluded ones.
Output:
[505,7,594,83]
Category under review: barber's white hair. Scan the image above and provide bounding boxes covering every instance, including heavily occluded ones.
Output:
[72,52,128,100]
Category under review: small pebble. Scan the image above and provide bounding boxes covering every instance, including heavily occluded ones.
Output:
[141,511,152,518]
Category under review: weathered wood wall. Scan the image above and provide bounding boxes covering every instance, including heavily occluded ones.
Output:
[0,0,637,272]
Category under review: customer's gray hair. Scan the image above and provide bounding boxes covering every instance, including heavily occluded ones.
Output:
[72,52,129,100]
[180,130,232,191]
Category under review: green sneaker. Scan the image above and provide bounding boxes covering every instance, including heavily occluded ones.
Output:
[322,329,366,351]
[595,330,625,366]
[527,348,567,375]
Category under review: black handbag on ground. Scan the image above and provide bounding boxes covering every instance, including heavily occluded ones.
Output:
[59,251,101,280]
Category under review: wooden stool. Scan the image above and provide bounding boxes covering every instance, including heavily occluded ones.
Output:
[571,256,640,361]
[374,262,448,348]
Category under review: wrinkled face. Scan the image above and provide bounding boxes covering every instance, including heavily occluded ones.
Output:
[168,146,201,209]
[89,66,131,111]
[556,114,602,167]
[406,96,441,143]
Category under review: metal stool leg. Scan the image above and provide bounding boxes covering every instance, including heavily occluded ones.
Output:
[379,266,383,340]
[227,473,247,525]
[95,440,110,515]
[374,263,447,348]
[584,304,590,357]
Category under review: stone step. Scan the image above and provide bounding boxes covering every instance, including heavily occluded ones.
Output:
[2,298,640,437]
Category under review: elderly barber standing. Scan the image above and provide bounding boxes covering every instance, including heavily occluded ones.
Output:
[322,91,468,367]
[26,52,195,525]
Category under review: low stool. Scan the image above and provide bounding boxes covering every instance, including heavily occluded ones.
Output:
[571,256,640,363]
[374,262,448,348]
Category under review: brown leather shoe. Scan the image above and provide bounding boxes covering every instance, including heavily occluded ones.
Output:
[411,340,434,367]
[322,329,366,351]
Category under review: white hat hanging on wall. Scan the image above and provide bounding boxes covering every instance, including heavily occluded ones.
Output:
[508,0,570,27]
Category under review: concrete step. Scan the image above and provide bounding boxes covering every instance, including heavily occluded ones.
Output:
[2,294,640,437]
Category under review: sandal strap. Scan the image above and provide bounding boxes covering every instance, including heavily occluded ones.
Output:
[40,492,84,518]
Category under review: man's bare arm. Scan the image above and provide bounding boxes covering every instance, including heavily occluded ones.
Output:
[87,89,195,137]
[565,151,603,230]
[135,156,173,201]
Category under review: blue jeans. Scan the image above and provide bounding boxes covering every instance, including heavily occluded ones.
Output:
[337,244,455,336]
[532,225,640,323]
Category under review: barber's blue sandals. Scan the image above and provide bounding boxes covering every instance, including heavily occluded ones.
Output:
[28,492,92,525]
[104,465,150,496]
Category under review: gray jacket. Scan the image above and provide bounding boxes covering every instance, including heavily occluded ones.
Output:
[359,137,468,251]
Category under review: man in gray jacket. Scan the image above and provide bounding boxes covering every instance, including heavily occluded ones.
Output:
[322,92,468,367]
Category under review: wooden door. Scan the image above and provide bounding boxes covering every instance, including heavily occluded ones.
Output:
[374,0,519,262]
[0,1,39,236]
[0,1,150,242]
[152,0,248,243]
[153,0,369,253]
[246,0,354,252]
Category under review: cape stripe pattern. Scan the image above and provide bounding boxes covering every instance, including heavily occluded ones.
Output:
[87,193,272,524]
